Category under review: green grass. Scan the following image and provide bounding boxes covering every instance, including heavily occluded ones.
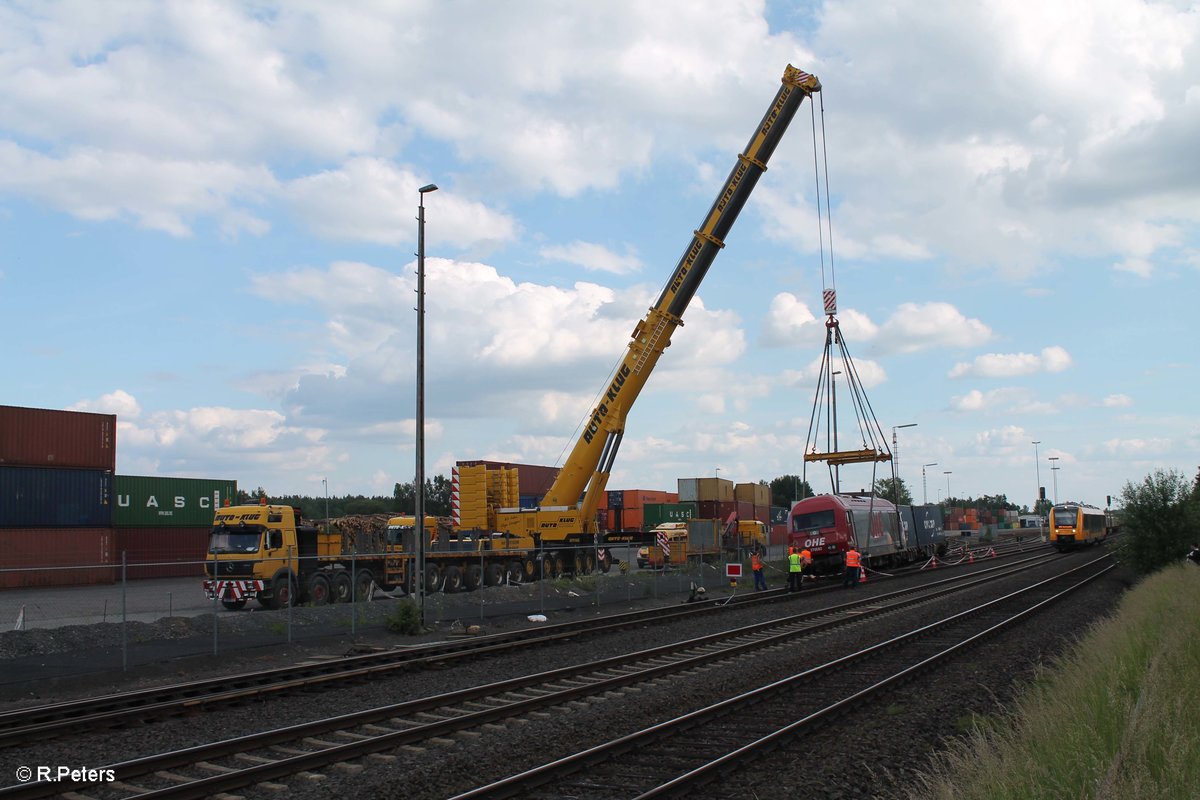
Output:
[907,563,1200,800]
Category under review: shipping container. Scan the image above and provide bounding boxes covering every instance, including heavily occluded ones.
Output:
[113,475,236,528]
[734,482,770,506]
[911,505,946,548]
[114,526,209,579]
[752,505,769,524]
[897,505,918,549]
[642,502,697,530]
[696,500,754,523]
[0,528,114,589]
[617,507,643,532]
[0,405,116,471]
[0,466,112,528]
[769,523,789,547]
[606,490,624,509]
[769,505,790,525]
[621,489,674,510]
[677,478,698,503]
[695,477,734,503]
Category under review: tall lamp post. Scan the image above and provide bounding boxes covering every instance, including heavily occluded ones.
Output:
[322,478,330,527]
[890,423,917,502]
[1031,441,1042,514]
[921,463,938,505]
[943,470,953,502]
[415,182,438,626]
[1048,456,1060,505]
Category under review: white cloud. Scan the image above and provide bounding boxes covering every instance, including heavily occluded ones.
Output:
[874,303,992,355]
[69,389,142,419]
[1102,394,1133,408]
[540,241,642,275]
[949,346,1073,378]
[285,159,517,250]
[949,387,1057,415]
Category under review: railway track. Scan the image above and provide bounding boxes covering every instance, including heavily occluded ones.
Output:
[0,549,1066,799]
[455,553,1114,799]
[0,538,1046,748]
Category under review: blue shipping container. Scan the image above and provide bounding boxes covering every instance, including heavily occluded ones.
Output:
[0,466,112,528]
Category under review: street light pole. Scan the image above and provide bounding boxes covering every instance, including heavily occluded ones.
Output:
[1048,456,1060,505]
[944,470,953,502]
[921,463,938,506]
[322,478,330,527]
[415,182,438,627]
[890,423,917,503]
[1031,441,1042,514]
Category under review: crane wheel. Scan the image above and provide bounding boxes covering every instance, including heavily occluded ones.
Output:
[443,565,464,593]
[465,563,483,591]
[574,553,585,574]
[506,561,525,584]
[553,554,565,577]
[424,564,444,594]
[484,562,505,586]
[597,549,612,573]
[272,575,297,609]
[307,573,331,606]
[331,572,353,603]
[354,569,375,602]
[221,599,247,611]
[584,553,596,574]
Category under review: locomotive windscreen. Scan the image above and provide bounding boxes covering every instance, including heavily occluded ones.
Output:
[793,509,836,531]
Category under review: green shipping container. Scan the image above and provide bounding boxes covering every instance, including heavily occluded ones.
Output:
[114,475,237,527]
[642,502,697,531]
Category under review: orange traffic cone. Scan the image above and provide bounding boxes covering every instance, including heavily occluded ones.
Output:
[989,547,997,558]
[859,568,868,584]
[968,551,974,564]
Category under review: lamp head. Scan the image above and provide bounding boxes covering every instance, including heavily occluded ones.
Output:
[419,183,439,194]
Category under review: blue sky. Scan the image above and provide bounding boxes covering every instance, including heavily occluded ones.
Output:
[2,1,1197,512]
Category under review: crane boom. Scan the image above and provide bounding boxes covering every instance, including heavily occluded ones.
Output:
[541,65,821,528]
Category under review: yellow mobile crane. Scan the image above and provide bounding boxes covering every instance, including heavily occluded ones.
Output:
[465,65,822,566]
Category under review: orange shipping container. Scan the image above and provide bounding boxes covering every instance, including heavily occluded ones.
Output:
[0,405,116,471]
[0,528,115,589]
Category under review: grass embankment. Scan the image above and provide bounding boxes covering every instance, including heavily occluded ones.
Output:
[909,563,1200,800]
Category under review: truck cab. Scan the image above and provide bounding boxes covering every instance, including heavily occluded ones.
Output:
[204,503,319,610]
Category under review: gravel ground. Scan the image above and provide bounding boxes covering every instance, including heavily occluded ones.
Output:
[2,550,1132,799]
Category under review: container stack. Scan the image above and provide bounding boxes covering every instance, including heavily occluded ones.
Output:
[0,405,116,588]
[603,489,678,532]
[113,475,236,579]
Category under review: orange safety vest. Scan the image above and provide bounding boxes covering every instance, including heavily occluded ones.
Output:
[751,553,763,571]
[800,549,812,565]
[845,549,861,568]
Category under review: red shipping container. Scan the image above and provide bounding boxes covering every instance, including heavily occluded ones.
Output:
[621,489,674,510]
[752,505,770,524]
[0,528,115,589]
[0,405,116,471]
[769,523,789,546]
[114,527,210,580]
[696,500,755,523]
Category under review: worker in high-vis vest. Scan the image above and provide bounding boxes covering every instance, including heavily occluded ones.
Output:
[799,547,813,588]
[787,549,803,592]
[751,549,767,591]
[843,544,862,588]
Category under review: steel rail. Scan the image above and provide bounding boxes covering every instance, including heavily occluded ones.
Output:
[452,554,1112,799]
[0,552,1063,799]
[0,542,1046,747]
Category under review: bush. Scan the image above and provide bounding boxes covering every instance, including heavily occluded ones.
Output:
[1113,468,1200,575]
[383,600,422,635]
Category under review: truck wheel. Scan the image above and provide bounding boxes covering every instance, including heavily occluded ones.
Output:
[464,563,483,591]
[506,561,524,584]
[354,569,375,602]
[484,563,505,586]
[443,565,463,593]
[424,564,443,594]
[523,558,538,581]
[273,575,297,608]
[331,572,353,603]
[573,552,585,574]
[584,552,596,574]
[221,599,247,611]
[307,573,331,606]
[552,554,565,577]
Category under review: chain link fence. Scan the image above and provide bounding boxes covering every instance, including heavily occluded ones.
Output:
[0,542,784,681]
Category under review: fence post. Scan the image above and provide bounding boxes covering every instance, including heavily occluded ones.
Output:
[211,549,219,656]
[479,548,485,623]
[351,552,357,637]
[121,551,128,671]
[287,544,294,644]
